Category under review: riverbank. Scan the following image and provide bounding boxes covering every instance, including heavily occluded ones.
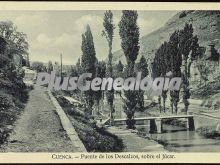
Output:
[107,126,166,152]
[53,93,124,152]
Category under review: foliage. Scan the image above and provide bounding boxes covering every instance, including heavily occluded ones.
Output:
[81,25,97,116]
[152,23,199,114]
[152,44,163,113]
[0,22,29,144]
[191,75,220,99]
[75,58,81,76]
[179,23,199,114]
[0,21,29,67]
[57,98,124,152]
[47,61,53,73]
[135,56,148,111]
[119,10,140,67]
[119,10,140,129]
[31,61,47,72]
[114,60,124,77]
[197,60,209,85]
[102,10,115,125]
[93,61,106,115]
[197,125,220,139]
[169,31,182,114]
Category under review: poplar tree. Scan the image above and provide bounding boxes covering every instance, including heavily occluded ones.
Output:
[153,24,199,115]
[160,42,170,113]
[135,56,148,111]
[115,60,124,77]
[93,61,106,115]
[169,31,182,114]
[102,10,115,125]
[76,58,81,76]
[179,23,199,114]
[152,46,162,113]
[119,10,140,129]
[47,61,53,73]
[114,60,124,96]
[81,25,97,116]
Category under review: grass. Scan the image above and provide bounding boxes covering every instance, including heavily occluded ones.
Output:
[0,79,30,144]
[196,125,220,139]
[191,76,220,99]
[55,94,124,152]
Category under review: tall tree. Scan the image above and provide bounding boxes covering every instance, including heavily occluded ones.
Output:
[115,60,124,77]
[102,10,115,125]
[0,21,28,61]
[75,58,81,76]
[71,66,78,77]
[152,46,162,113]
[93,61,106,115]
[168,30,182,114]
[114,60,124,96]
[31,61,46,72]
[160,42,170,113]
[81,25,97,116]
[47,61,53,73]
[119,10,140,129]
[0,21,29,69]
[135,56,148,111]
[179,23,199,114]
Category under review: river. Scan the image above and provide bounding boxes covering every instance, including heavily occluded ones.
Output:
[136,116,220,152]
[112,97,220,152]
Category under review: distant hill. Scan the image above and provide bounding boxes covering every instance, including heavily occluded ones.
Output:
[113,10,220,65]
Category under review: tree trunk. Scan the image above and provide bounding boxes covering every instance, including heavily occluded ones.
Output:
[163,97,166,113]
[158,96,162,113]
[187,59,192,78]
[170,100,174,114]
[97,100,100,115]
[182,56,190,115]
[109,103,114,126]
[174,99,178,114]
[124,62,137,129]
[126,107,136,129]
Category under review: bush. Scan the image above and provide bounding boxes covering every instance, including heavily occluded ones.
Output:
[191,78,220,99]
[0,128,9,144]
[55,95,71,107]
[55,94,124,152]
[179,11,187,18]
[73,120,124,152]
[196,125,220,139]
[0,76,29,144]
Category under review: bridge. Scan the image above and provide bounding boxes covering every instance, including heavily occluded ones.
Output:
[113,115,195,133]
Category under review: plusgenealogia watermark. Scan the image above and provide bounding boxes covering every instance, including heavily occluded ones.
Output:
[36,71,181,96]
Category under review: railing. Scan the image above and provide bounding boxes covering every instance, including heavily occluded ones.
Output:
[114,114,194,122]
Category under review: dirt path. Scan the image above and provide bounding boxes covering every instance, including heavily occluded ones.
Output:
[0,86,75,152]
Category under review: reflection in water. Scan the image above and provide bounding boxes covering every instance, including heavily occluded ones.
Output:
[136,124,220,152]
[115,101,220,152]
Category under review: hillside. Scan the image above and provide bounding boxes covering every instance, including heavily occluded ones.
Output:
[113,10,220,65]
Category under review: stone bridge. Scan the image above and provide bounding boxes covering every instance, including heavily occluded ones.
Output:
[113,115,195,133]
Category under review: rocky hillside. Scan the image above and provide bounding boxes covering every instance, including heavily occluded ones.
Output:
[113,10,220,108]
[113,10,220,65]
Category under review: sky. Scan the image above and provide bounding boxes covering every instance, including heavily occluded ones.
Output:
[0,10,179,65]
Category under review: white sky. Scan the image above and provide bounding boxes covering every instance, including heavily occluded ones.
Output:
[0,10,179,65]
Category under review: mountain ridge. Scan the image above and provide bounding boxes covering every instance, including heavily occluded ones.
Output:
[113,10,220,65]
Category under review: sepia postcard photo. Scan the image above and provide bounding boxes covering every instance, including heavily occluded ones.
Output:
[0,1,220,163]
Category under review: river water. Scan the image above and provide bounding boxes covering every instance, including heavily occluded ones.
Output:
[113,98,220,152]
[136,119,220,152]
